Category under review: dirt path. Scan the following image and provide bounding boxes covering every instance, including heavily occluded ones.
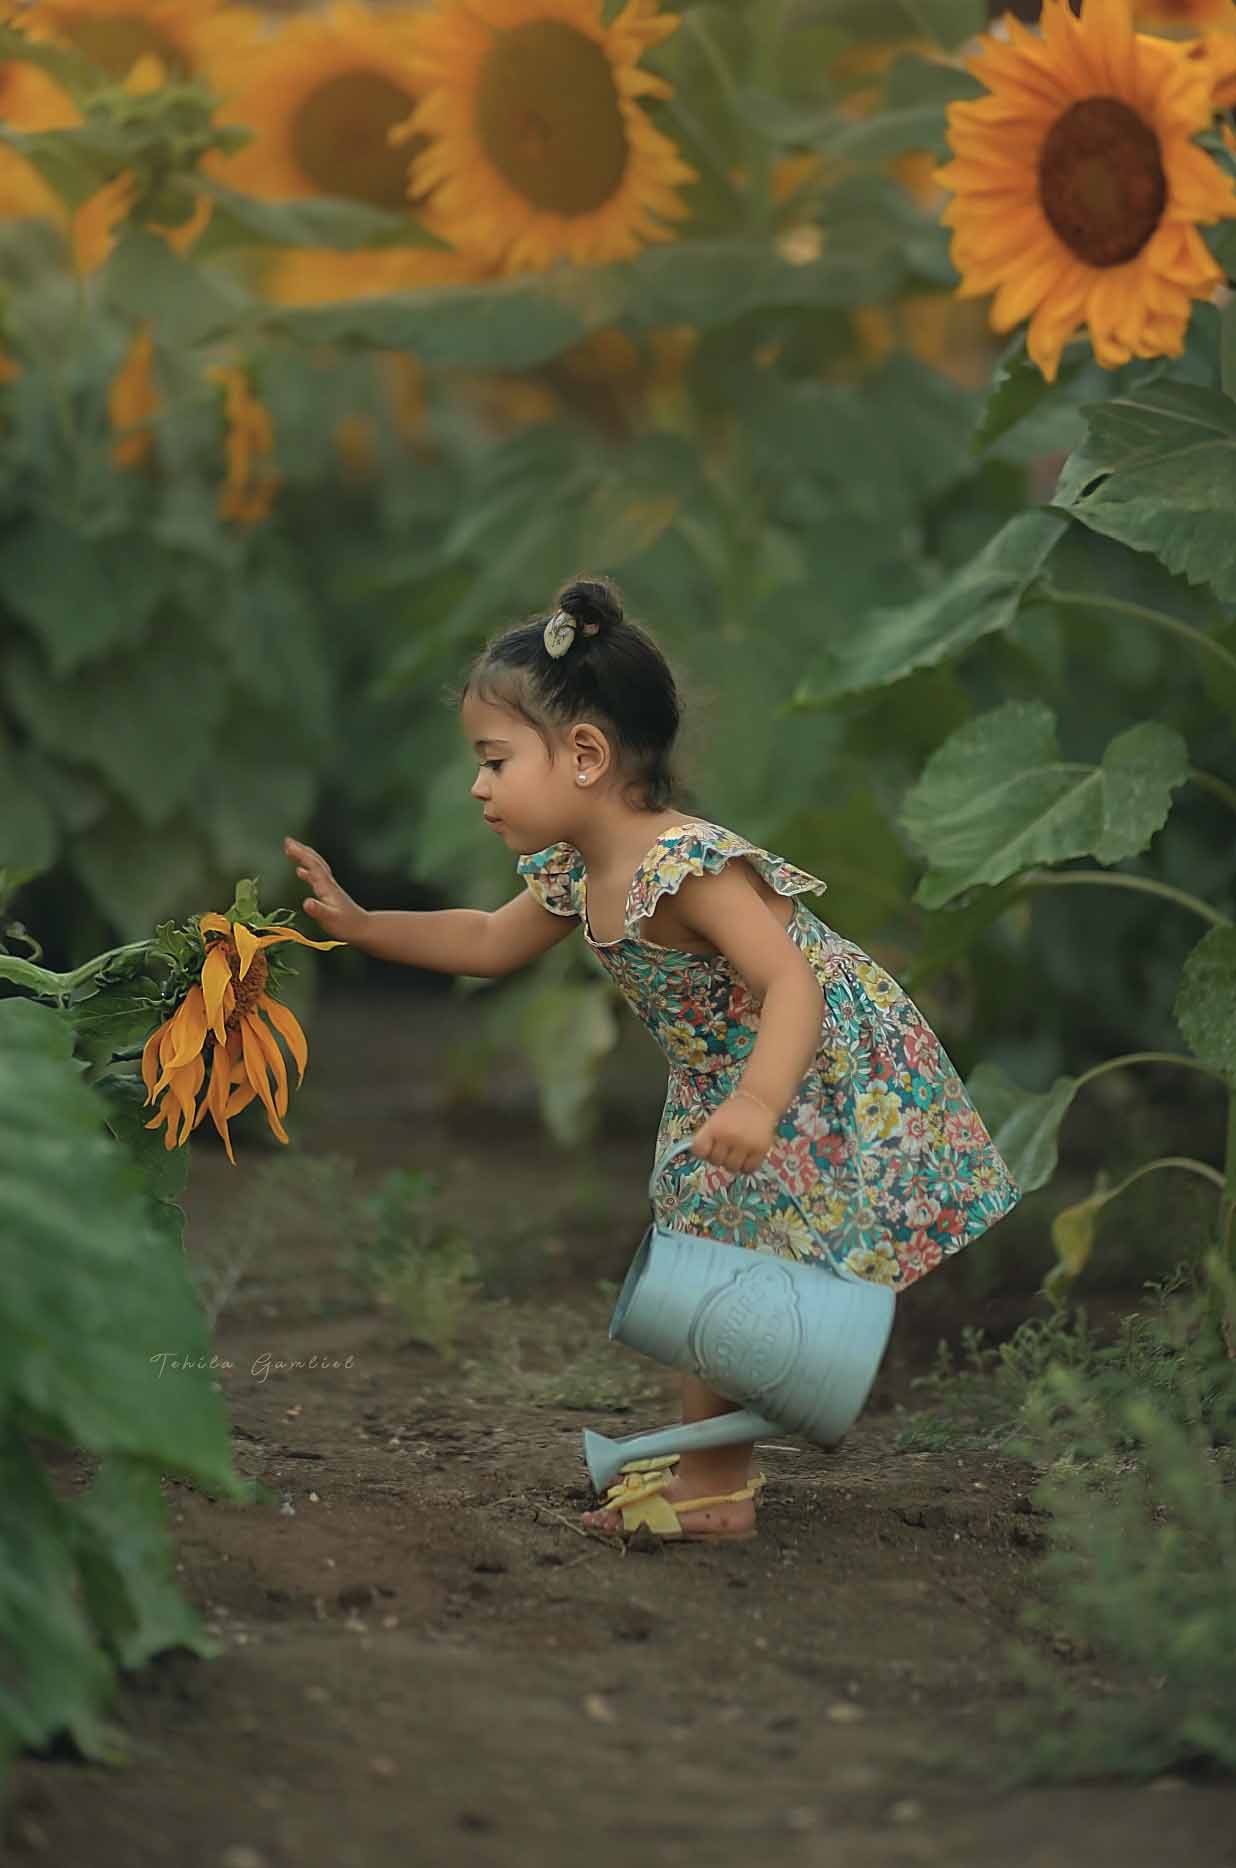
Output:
[5,981,1233,1865]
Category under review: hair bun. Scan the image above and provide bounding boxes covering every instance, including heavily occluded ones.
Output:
[557,577,623,639]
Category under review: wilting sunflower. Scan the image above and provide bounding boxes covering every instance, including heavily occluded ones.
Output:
[0,51,81,224]
[19,0,240,82]
[109,323,158,468]
[936,0,1236,382]
[207,362,279,525]
[142,913,343,1164]
[392,0,697,274]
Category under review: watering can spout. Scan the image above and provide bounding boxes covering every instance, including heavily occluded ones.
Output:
[582,1409,782,1494]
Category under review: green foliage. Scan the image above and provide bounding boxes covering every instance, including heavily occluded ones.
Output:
[343,1166,482,1357]
[996,1259,1236,1784]
[0,996,250,1772]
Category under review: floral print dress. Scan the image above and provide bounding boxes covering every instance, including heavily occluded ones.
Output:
[517,820,1022,1292]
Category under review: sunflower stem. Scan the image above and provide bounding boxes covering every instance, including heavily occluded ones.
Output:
[1188,766,1236,819]
[1035,585,1236,684]
[1017,868,1231,929]
[744,0,792,232]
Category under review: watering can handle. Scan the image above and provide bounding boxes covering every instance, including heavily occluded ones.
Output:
[648,1134,854,1281]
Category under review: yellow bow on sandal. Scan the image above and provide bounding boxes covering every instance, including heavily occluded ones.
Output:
[595,1454,766,1542]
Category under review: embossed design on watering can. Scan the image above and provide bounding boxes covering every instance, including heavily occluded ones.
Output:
[686,1259,805,1404]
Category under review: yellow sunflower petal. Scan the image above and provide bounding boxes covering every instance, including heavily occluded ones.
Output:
[240,1015,290,1144]
[147,985,208,1100]
[246,1009,290,1118]
[256,991,309,1087]
[200,939,234,1045]
[250,926,348,953]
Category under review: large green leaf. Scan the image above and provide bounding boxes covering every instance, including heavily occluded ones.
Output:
[1051,381,1236,605]
[4,630,225,827]
[793,511,1066,705]
[0,996,244,1490]
[0,517,170,673]
[1025,522,1230,700]
[1173,926,1236,1083]
[192,179,450,258]
[266,235,936,366]
[964,1060,1081,1195]
[899,702,1190,908]
[0,1427,121,1768]
[68,1455,218,1670]
[0,724,57,875]
[100,231,253,348]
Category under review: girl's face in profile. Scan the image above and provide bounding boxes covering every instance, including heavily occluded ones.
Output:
[461,692,574,854]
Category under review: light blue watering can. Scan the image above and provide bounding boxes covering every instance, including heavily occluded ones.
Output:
[582,1136,896,1492]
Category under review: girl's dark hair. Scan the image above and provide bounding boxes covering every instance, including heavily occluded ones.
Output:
[453,575,686,811]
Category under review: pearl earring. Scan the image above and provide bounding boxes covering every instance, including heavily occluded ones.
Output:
[576,774,588,785]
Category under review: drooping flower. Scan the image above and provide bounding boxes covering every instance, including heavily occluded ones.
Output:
[141,913,343,1163]
[935,0,1236,381]
[108,323,158,468]
[207,362,279,525]
[392,0,697,274]
[0,50,81,224]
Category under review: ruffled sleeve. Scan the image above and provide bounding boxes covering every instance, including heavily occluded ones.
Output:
[624,821,827,936]
[516,842,585,919]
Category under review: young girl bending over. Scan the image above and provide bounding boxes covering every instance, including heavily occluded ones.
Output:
[284,576,1021,1544]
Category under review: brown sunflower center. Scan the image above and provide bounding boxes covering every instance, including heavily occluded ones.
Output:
[1038,96,1167,268]
[290,70,423,211]
[474,21,628,216]
[223,946,269,1032]
[62,14,186,79]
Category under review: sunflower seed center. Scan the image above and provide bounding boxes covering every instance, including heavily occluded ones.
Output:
[62,14,185,79]
[224,947,269,1031]
[291,71,424,211]
[475,21,628,216]
[1038,96,1166,268]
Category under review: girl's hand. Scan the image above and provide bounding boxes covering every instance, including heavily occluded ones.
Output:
[690,1095,777,1176]
[283,837,368,944]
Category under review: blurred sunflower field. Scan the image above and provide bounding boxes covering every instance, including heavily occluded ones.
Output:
[2,0,1236,1778]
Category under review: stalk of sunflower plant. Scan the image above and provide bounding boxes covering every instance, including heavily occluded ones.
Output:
[141,912,344,1163]
[392,0,697,275]
[935,0,1236,381]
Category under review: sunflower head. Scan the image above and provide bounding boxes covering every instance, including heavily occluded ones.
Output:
[203,2,430,208]
[20,0,238,81]
[394,0,697,274]
[935,0,1236,381]
[141,897,343,1164]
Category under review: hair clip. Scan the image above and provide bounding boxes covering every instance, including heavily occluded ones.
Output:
[543,609,577,658]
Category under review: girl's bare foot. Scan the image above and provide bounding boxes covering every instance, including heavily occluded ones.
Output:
[581,1464,758,1539]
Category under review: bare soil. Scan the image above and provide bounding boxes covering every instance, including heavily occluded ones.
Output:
[5,980,1233,1867]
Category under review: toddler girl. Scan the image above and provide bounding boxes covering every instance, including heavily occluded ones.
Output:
[284,577,1022,1544]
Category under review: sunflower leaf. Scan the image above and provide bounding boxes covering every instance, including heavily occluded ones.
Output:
[1173,927,1236,1083]
[898,701,1191,909]
[792,510,1066,705]
[192,180,452,258]
[962,1060,1081,1196]
[1050,381,1236,606]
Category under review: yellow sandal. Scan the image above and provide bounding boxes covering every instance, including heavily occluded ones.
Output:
[593,1454,766,1543]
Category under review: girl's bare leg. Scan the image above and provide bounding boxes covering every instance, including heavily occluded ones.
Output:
[580,1374,759,1535]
